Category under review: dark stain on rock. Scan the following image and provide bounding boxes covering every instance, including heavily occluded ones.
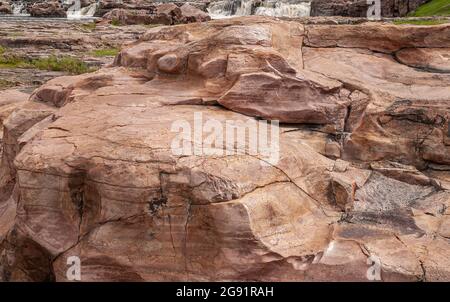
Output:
[148,195,168,215]
[345,208,424,236]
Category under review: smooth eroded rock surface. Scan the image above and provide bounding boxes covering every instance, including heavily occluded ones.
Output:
[0,16,449,282]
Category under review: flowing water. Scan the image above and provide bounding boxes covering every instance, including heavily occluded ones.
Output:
[8,0,99,19]
[208,0,312,19]
[11,1,30,16]
[6,0,310,20]
[66,2,99,20]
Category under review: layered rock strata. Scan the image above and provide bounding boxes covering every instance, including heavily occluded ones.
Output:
[0,16,449,281]
[310,0,430,17]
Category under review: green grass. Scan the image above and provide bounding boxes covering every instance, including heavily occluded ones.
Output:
[111,19,122,26]
[31,56,94,74]
[143,24,163,28]
[393,19,450,25]
[0,79,16,89]
[7,31,24,37]
[80,22,97,31]
[0,51,95,74]
[90,48,119,57]
[409,0,450,17]
[0,54,31,68]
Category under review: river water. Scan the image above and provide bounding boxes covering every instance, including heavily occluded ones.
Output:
[207,0,312,19]
[8,0,99,19]
[5,0,312,20]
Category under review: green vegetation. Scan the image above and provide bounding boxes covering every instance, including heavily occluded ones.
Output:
[393,19,450,25]
[0,47,94,74]
[31,56,94,74]
[90,48,120,57]
[7,31,24,37]
[409,0,450,17]
[0,54,31,68]
[0,79,16,89]
[80,22,97,31]
[143,24,163,28]
[111,18,122,26]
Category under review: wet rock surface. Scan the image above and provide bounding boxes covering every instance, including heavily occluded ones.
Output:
[0,16,449,281]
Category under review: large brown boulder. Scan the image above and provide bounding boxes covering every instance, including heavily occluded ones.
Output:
[0,1,11,14]
[99,0,155,10]
[101,8,156,25]
[310,0,369,17]
[303,23,450,168]
[28,0,66,18]
[0,17,449,281]
[102,3,211,25]
[179,3,211,23]
[152,3,183,25]
[304,23,450,53]
[96,0,156,16]
[310,0,430,17]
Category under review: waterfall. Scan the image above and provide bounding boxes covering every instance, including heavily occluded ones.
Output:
[66,0,99,20]
[235,0,254,16]
[255,2,311,18]
[207,0,311,19]
[11,1,29,16]
[207,1,238,18]
[9,0,98,19]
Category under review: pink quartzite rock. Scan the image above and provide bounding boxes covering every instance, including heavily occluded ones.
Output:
[0,16,449,282]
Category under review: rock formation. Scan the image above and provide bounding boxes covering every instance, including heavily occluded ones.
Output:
[0,16,449,281]
[3,0,210,18]
[0,18,150,90]
[28,0,66,18]
[310,0,430,17]
[0,1,11,14]
[2,0,437,19]
[101,3,211,25]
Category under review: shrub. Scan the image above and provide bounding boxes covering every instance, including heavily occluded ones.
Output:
[90,48,119,57]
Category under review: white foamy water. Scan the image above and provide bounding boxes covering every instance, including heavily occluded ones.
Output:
[67,2,99,20]
[11,1,30,16]
[255,2,311,17]
[9,0,98,19]
[236,0,254,15]
[208,0,311,19]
